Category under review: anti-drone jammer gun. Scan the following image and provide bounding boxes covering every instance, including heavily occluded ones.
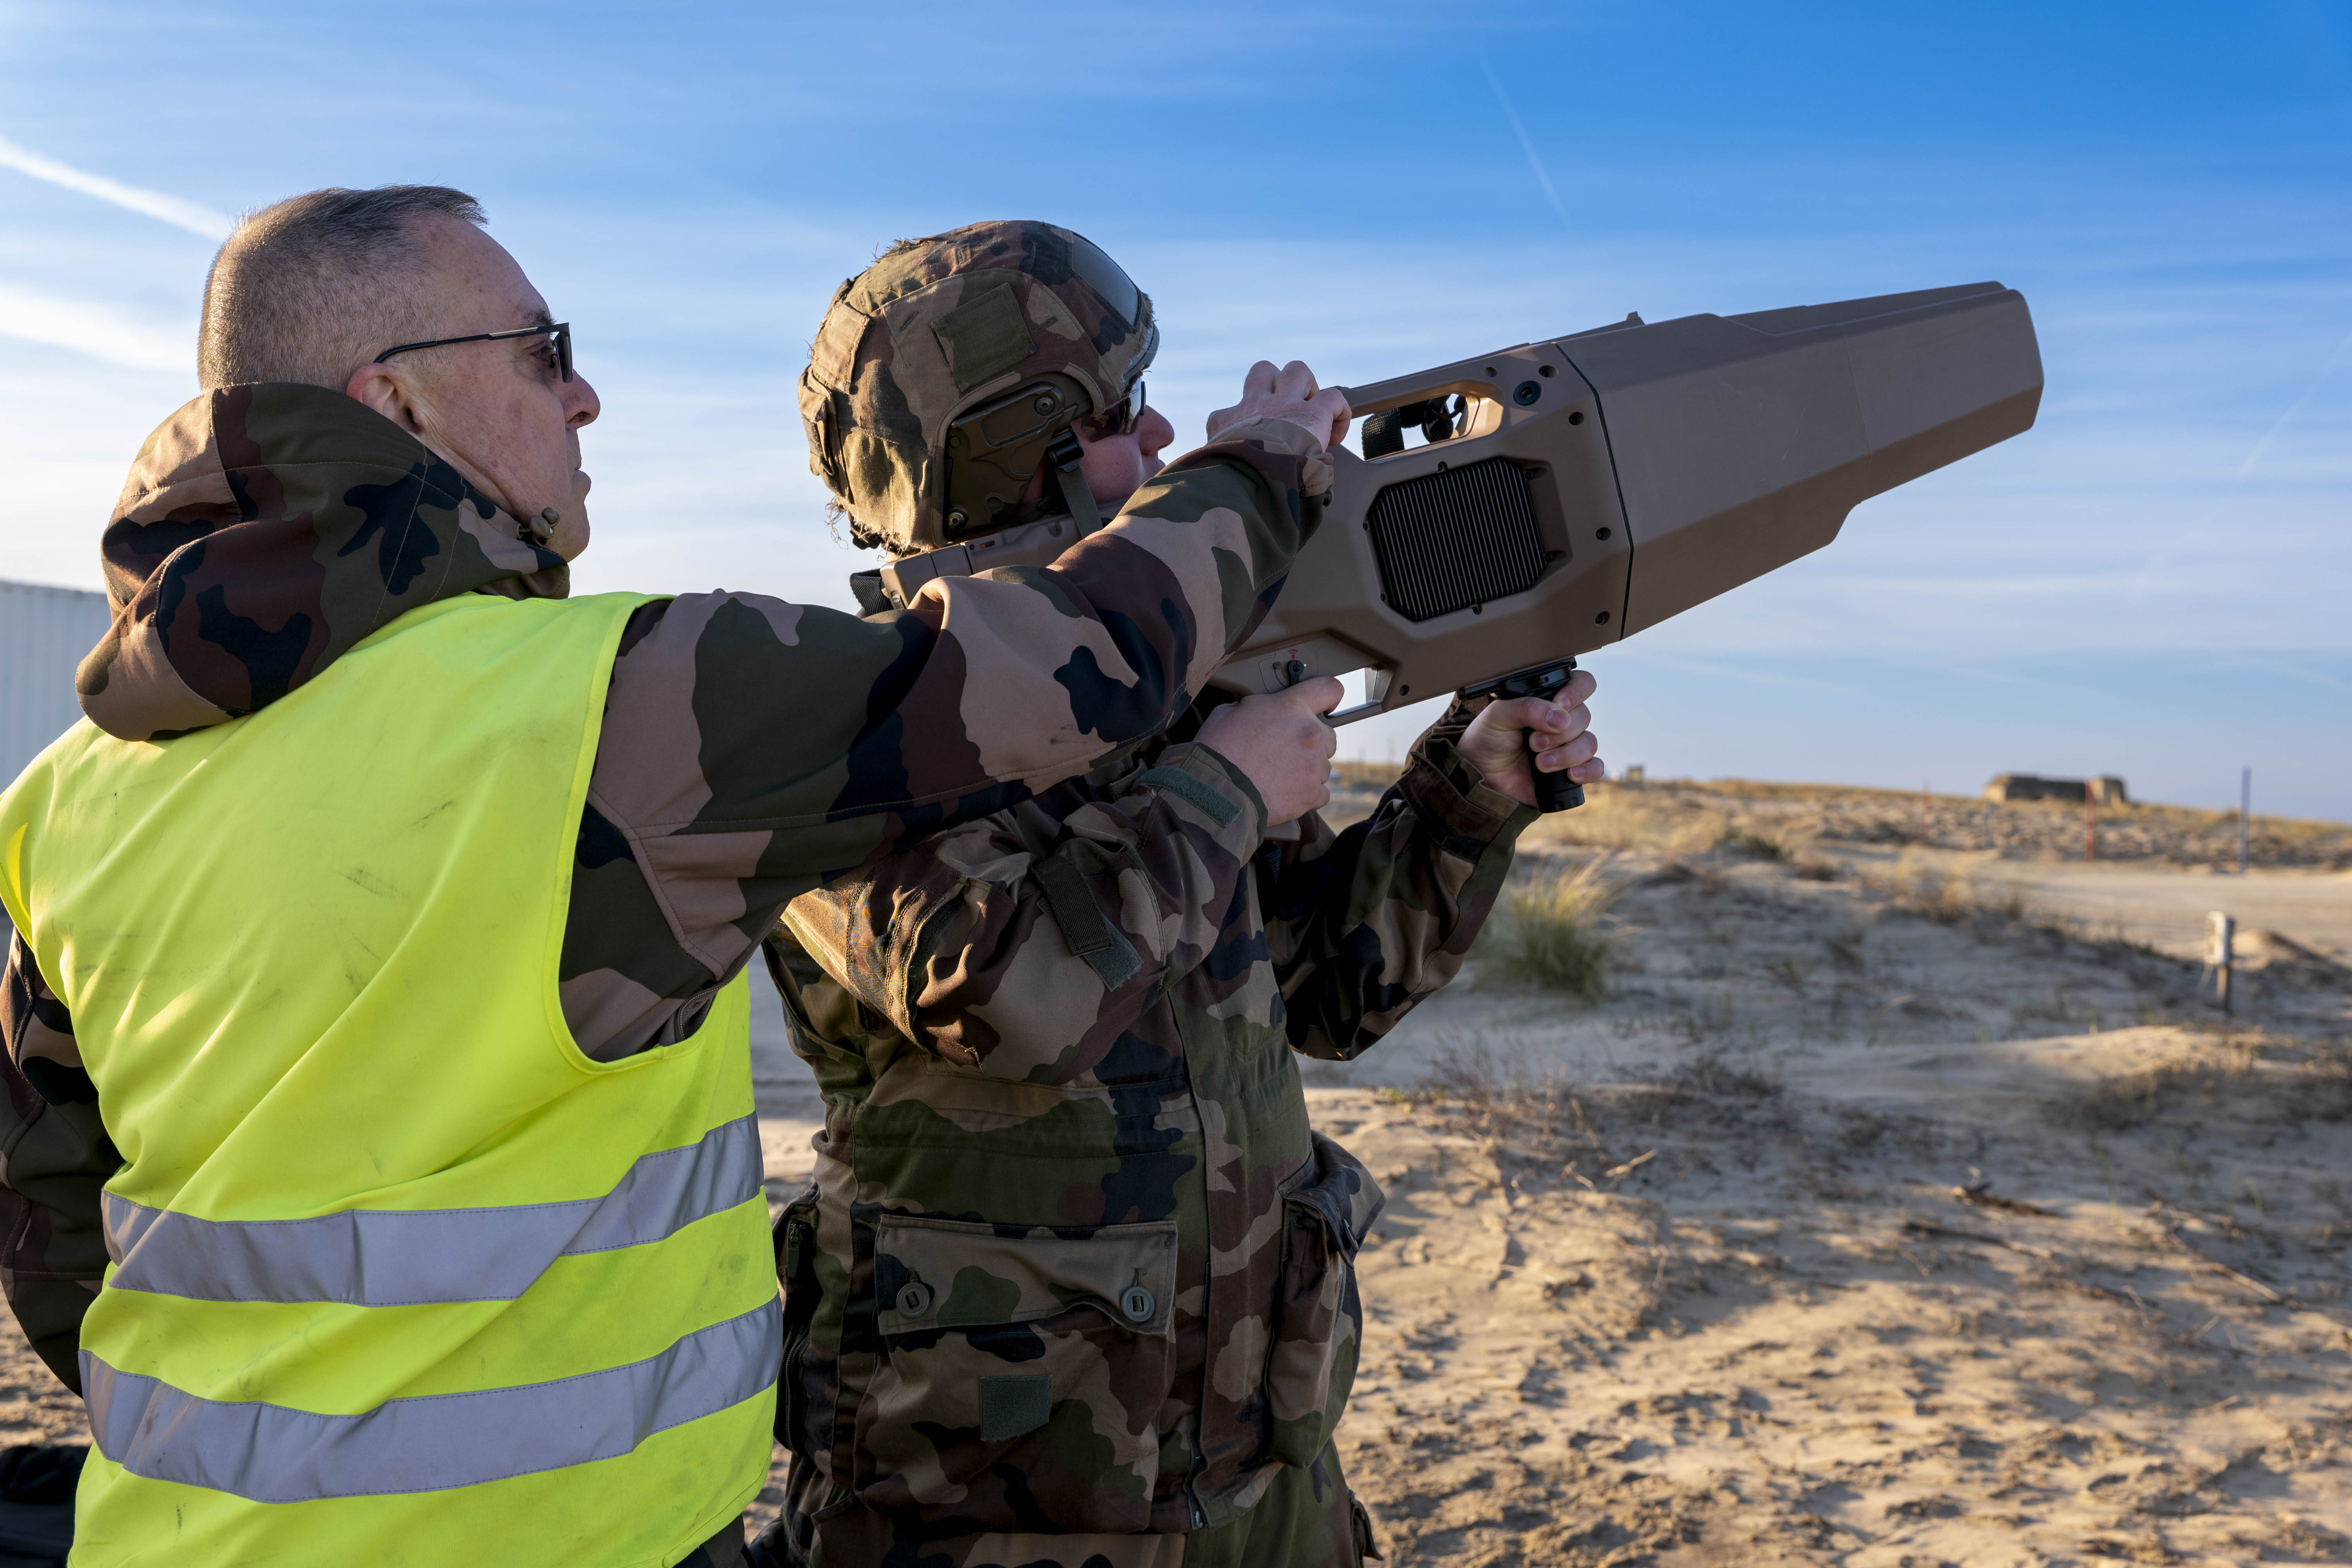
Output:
[1204,281,2043,808]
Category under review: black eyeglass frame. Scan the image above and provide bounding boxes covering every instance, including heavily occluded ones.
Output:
[1082,378,1147,438]
[374,321,573,382]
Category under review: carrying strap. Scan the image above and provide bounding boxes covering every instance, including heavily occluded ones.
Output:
[1031,850,1142,990]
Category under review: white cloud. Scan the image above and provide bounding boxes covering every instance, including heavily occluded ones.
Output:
[0,134,233,240]
[0,281,188,370]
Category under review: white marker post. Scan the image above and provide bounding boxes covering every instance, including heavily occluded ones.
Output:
[2239,766,2251,876]
[2206,910,2235,1014]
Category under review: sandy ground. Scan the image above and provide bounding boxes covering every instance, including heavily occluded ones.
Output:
[1820,847,2352,967]
[1296,783,2352,1563]
[2,780,2346,1564]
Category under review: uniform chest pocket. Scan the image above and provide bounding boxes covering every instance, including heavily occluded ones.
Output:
[853,1214,1179,1533]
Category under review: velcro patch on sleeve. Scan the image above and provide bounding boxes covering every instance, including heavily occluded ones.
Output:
[1138,765,1240,828]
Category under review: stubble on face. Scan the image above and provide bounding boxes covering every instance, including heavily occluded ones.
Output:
[397,220,597,549]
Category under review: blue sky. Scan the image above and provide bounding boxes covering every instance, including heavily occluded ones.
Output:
[2,1,2347,817]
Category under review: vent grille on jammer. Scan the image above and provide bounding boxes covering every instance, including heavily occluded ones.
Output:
[1366,456,1548,622]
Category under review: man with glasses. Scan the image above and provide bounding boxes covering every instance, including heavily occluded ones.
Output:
[756,221,1602,1568]
[0,190,1348,1566]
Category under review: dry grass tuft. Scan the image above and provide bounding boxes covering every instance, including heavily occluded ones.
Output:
[1481,857,1623,1000]
[1514,782,1733,857]
[1398,1037,1805,1185]
[1408,1037,1595,1138]
[1660,1054,1783,1105]
[2049,1040,2352,1132]
[1864,852,2035,929]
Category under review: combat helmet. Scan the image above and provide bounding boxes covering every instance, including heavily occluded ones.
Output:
[799,220,1158,556]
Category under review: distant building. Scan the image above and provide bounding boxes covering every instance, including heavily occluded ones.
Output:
[2,579,112,784]
[1984,773,2129,806]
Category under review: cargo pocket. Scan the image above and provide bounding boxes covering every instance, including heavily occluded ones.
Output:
[773,1184,823,1459]
[1263,1131,1387,1468]
[853,1214,1179,1532]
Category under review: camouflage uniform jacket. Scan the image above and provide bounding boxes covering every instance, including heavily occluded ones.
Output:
[0,381,1331,1403]
[765,691,1533,1550]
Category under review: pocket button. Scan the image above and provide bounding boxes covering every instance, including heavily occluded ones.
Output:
[1120,1285,1155,1323]
[896,1281,933,1316]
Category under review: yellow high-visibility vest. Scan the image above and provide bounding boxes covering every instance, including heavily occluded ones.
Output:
[0,592,774,1567]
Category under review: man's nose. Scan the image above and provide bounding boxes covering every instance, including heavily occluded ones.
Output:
[1140,406,1175,456]
[565,372,601,429]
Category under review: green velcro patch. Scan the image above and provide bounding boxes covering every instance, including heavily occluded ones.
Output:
[932,278,1037,392]
[978,1373,1054,1441]
[1032,851,1143,989]
[1138,765,1240,828]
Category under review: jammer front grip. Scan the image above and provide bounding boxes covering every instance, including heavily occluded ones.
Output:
[1461,657,1584,813]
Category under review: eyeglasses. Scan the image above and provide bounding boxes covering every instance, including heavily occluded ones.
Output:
[1083,379,1146,437]
[374,321,573,382]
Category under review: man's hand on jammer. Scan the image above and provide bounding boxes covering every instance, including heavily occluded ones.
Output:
[1457,670,1605,809]
[1207,361,1352,450]
[1195,677,1343,826]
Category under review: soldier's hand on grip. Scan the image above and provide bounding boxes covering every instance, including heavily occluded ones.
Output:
[1459,671,1604,809]
[1195,676,1344,827]
[1207,360,1352,450]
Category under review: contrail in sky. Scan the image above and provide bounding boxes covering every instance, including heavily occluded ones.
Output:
[1483,64,1569,225]
[0,133,233,240]
[0,282,185,371]
[2234,323,2352,481]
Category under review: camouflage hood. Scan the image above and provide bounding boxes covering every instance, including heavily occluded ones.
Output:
[76,382,570,743]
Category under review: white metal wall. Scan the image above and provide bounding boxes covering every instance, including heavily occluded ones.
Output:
[1,579,113,786]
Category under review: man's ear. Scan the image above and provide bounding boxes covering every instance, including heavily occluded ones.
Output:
[344,362,428,435]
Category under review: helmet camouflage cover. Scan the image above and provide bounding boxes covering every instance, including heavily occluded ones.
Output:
[798,220,1158,555]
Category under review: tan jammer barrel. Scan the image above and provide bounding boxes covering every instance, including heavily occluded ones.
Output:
[1208,282,2043,718]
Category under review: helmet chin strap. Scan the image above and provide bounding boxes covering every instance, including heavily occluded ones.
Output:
[864,425,1111,614]
[1044,428,1103,535]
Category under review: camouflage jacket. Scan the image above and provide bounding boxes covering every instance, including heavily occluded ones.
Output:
[764,693,1532,1550]
[0,381,1331,1397]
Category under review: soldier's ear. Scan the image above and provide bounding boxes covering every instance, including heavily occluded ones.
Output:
[344,361,429,437]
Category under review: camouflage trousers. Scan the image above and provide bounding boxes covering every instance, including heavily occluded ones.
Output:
[747,1445,1379,1568]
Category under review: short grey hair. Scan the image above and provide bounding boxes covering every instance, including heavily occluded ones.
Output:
[197,185,487,391]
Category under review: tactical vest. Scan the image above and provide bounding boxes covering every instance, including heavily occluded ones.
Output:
[0,593,775,1566]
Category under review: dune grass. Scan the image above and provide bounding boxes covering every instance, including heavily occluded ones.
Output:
[1483,857,1623,1001]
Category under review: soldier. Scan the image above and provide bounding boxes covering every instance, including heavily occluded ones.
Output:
[0,194,1348,1566]
[755,223,1603,1567]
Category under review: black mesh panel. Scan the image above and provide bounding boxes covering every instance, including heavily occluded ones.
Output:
[1366,457,1548,622]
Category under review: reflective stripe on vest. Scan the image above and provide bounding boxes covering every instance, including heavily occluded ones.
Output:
[102,1113,762,1305]
[82,1298,780,1502]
